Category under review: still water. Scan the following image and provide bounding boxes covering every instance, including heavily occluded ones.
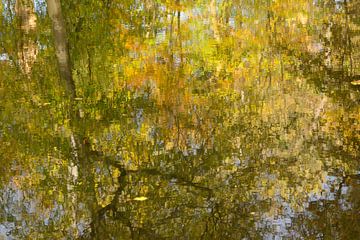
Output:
[0,0,359,239]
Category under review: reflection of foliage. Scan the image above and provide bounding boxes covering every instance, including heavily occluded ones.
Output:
[0,0,359,239]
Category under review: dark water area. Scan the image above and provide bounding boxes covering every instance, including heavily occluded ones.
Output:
[0,0,360,239]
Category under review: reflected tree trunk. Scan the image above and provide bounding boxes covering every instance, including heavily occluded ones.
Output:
[210,0,220,42]
[344,0,353,76]
[168,10,175,66]
[46,2,80,235]
[210,0,224,80]
[176,0,183,64]
[15,0,38,75]
[46,0,76,98]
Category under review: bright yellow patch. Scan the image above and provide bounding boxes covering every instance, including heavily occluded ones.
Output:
[133,196,148,201]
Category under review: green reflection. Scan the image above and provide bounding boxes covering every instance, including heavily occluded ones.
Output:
[0,0,359,239]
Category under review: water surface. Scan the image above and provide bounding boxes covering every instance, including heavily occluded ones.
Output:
[0,0,359,239]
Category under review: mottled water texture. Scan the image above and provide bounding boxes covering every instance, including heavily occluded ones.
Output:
[0,0,359,239]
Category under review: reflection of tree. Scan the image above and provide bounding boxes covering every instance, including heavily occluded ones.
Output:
[47,0,76,98]
[0,0,360,239]
[292,174,360,239]
[15,0,37,75]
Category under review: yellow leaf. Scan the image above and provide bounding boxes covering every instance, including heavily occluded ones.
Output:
[133,196,148,201]
[351,80,360,85]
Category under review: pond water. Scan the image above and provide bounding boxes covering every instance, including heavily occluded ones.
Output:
[0,0,359,239]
